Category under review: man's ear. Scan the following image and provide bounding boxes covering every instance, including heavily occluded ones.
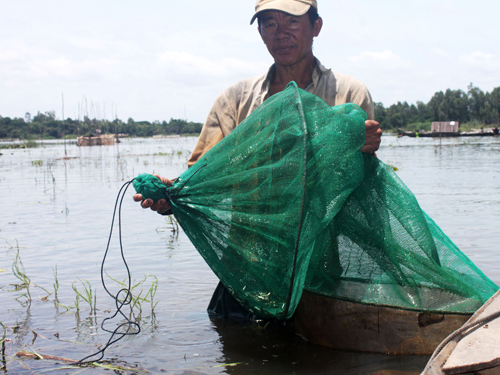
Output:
[313,16,323,37]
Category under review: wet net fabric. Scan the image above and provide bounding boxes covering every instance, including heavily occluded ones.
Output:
[160,82,497,320]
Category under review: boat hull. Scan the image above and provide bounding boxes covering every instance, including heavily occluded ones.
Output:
[397,129,495,138]
[294,290,471,355]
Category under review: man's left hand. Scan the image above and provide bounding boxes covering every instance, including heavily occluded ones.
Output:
[362,120,382,154]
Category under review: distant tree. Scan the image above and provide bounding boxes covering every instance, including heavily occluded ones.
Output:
[182,122,203,134]
[468,83,487,123]
[427,91,445,121]
[415,101,429,122]
[374,102,388,129]
[489,87,500,124]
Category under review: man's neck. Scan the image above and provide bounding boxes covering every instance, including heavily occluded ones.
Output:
[272,55,316,90]
[267,55,316,98]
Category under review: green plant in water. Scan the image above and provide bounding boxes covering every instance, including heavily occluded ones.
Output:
[1,322,6,369]
[72,279,97,314]
[105,273,159,312]
[24,139,38,148]
[53,265,59,300]
[6,241,51,304]
[12,243,32,302]
[31,160,43,166]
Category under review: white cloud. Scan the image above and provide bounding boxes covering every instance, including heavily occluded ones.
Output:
[431,0,459,14]
[430,48,452,59]
[157,50,268,84]
[459,51,498,71]
[348,50,415,73]
[350,50,399,62]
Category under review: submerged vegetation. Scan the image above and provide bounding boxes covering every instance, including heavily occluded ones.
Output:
[0,139,38,149]
[1,238,160,371]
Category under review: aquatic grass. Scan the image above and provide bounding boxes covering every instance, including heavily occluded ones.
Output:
[9,242,52,302]
[11,243,32,302]
[156,215,180,239]
[72,279,96,314]
[1,322,6,369]
[166,215,179,234]
[52,266,59,300]
[105,272,159,312]
[0,140,38,149]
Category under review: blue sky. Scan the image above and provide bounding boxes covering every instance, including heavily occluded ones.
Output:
[1,0,499,123]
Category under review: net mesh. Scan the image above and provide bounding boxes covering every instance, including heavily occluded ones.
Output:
[142,82,498,319]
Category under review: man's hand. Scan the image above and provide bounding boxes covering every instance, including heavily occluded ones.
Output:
[133,174,174,214]
[361,120,382,154]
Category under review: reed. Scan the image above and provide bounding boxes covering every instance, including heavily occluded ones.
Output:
[72,279,96,314]
[1,322,6,369]
[53,265,59,300]
[105,273,159,312]
[11,243,32,302]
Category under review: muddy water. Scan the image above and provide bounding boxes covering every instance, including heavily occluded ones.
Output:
[0,135,499,374]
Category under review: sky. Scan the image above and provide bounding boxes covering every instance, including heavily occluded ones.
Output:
[1,0,499,123]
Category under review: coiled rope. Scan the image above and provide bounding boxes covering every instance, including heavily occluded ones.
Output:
[77,180,140,364]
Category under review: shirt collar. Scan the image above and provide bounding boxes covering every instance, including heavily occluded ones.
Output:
[261,57,330,96]
[308,58,330,91]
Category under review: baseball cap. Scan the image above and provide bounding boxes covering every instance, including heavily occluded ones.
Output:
[250,0,318,25]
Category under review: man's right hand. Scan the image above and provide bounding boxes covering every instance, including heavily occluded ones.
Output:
[133,174,174,214]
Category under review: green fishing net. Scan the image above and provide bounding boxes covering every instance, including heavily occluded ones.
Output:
[135,82,498,320]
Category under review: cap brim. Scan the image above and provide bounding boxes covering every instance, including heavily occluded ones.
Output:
[250,1,311,25]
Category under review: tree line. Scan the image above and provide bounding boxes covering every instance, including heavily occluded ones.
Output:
[1,83,499,140]
[375,84,500,131]
[0,112,203,140]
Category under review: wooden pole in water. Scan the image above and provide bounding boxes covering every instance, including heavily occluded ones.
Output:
[62,93,67,158]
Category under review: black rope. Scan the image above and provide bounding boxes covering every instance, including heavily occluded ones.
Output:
[77,180,140,364]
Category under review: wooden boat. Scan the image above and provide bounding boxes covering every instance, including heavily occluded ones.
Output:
[422,289,500,375]
[152,134,180,139]
[77,134,116,146]
[293,290,472,355]
[397,129,495,138]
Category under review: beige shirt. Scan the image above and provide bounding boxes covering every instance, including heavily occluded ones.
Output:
[188,59,374,167]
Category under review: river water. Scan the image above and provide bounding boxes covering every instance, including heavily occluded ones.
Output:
[1,134,499,374]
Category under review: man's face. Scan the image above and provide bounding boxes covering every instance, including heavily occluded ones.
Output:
[258,10,321,67]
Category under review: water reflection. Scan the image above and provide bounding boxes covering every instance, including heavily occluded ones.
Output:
[210,318,428,375]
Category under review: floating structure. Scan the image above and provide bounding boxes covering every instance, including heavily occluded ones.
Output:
[397,129,495,138]
[152,134,180,139]
[398,121,497,137]
[76,134,116,146]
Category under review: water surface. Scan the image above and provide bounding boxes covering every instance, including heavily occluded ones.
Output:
[1,134,499,374]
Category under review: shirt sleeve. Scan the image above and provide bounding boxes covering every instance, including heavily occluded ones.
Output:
[359,87,375,120]
[187,90,237,167]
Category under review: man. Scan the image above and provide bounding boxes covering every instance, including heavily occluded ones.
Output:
[134,0,382,319]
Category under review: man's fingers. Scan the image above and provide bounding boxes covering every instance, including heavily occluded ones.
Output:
[141,198,154,209]
[152,174,173,186]
[362,120,382,154]
[134,175,174,213]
